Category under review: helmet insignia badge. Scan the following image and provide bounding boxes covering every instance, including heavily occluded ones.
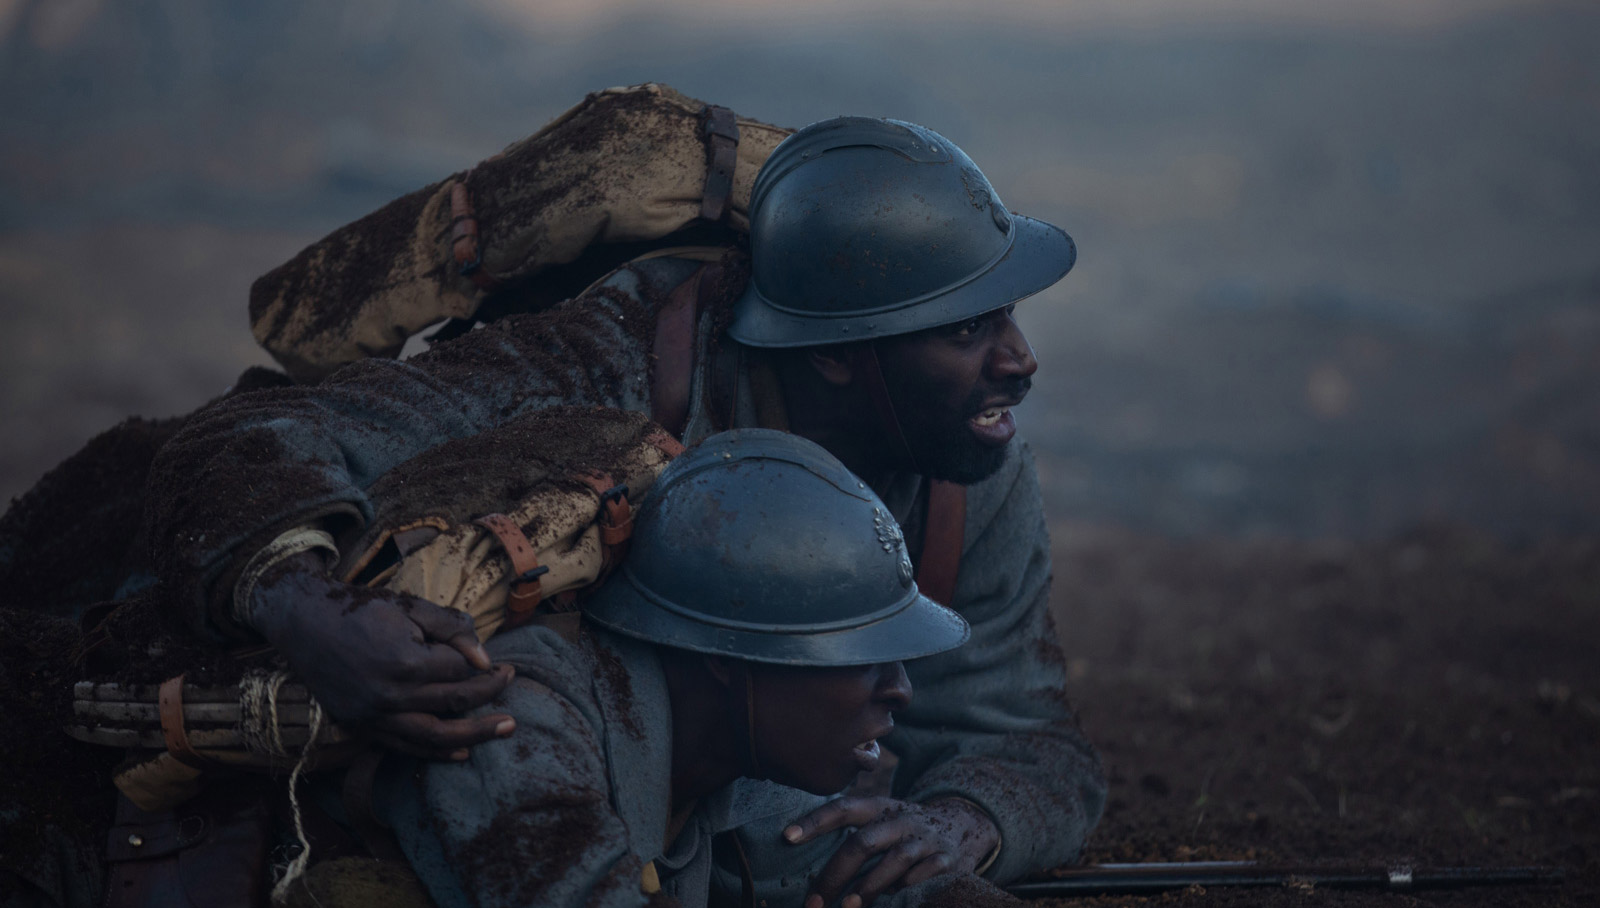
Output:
[873,507,915,587]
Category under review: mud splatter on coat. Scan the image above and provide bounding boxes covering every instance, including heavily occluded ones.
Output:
[144,257,1106,886]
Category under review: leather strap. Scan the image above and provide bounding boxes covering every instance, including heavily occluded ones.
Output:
[916,480,966,607]
[576,471,634,561]
[158,675,209,770]
[716,828,758,908]
[651,264,718,437]
[450,171,499,292]
[850,344,920,474]
[699,105,740,223]
[707,338,744,432]
[474,513,546,623]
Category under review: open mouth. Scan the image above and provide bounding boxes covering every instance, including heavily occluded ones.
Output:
[968,403,1019,446]
[852,738,882,771]
[972,407,1009,427]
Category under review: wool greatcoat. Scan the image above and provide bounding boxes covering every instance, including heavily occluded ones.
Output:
[142,256,1107,894]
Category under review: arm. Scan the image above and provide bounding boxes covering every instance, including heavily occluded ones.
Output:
[144,262,676,640]
[887,440,1106,882]
[377,626,651,908]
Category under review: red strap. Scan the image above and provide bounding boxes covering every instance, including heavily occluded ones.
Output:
[450,172,499,292]
[916,480,966,607]
[700,106,740,222]
[159,674,209,769]
[474,513,545,621]
[651,264,719,438]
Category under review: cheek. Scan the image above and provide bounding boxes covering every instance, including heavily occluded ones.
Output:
[754,676,873,759]
[889,349,989,416]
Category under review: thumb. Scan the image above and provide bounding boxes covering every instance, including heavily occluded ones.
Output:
[404,598,492,670]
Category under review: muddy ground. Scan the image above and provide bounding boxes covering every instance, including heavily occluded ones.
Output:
[1045,521,1599,907]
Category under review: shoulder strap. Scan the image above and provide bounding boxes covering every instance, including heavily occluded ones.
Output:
[650,263,721,438]
[915,479,966,607]
[699,105,741,223]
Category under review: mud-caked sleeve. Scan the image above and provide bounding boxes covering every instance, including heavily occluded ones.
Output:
[375,627,650,908]
[888,441,1107,883]
[142,262,698,639]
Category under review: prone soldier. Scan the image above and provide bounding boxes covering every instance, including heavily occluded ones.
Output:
[132,112,1106,904]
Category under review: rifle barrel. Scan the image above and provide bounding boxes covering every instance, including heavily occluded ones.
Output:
[1006,862,1564,898]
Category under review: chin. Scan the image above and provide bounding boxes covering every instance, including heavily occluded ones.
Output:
[768,763,858,797]
[918,439,1009,484]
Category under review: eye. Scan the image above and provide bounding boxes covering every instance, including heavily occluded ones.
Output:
[950,317,985,338]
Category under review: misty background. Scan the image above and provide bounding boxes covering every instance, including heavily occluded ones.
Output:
[3,0,1597,539]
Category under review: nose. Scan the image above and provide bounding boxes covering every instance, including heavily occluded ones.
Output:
[875,661,913,711]
[988,312,1038,382]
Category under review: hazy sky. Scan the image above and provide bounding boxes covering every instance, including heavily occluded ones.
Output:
[475,0,1568,34]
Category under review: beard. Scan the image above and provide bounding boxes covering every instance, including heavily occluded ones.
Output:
[889,380,1022,484]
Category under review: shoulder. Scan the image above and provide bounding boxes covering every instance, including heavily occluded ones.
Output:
[963,438,1044,547]
[485,621,663,738]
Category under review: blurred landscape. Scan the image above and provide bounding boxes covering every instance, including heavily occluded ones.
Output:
[3,4,1598,903]
[3,0,1598,538]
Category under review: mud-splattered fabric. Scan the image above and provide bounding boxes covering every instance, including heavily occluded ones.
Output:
[249,83,791,383]
[144,258,699,640]
[375,620,988,908]
[143,252,1104,884]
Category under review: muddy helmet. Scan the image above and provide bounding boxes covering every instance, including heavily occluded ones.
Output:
[727,116,1076,348]
[582,429,969,665]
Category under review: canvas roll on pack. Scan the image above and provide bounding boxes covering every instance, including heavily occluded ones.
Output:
[249,84,792,383]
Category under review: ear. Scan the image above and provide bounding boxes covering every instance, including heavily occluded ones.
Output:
[701,654,737,687]
[805,346,855,387]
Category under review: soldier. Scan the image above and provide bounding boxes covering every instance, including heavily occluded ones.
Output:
[145,116,1105,904]
[307,430,978,907]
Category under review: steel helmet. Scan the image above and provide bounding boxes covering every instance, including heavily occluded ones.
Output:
[727,116,1076,348]
[582,429,969,665]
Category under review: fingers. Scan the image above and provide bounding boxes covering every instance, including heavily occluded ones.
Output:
[845,835,943,908]
[402,598,492,670]
[786,796,899,844]
[389,663,514,714]
[899,854,955,889]
[371,710,516,761]
[796,799,983,908]
[807,815,915,908]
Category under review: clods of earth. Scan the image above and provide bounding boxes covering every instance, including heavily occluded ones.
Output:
[1043,523,1599,907]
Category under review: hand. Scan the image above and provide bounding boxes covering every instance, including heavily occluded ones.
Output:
[250,551,516,760]
[784,796,1000,908]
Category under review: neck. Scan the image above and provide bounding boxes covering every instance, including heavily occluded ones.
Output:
[660,651,747,813]
[771,354,895,486]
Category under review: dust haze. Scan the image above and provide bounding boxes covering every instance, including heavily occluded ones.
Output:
[4,0,1597,538]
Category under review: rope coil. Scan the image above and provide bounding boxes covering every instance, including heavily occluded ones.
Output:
[239,670,325,905]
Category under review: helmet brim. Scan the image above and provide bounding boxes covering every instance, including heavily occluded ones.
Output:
[583,574,971,667]
[728,214,1076,349]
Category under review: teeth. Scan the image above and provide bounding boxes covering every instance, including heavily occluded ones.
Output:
[973,408,1006,427]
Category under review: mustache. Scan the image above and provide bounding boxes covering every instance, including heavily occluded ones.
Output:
[966,375,1032,410]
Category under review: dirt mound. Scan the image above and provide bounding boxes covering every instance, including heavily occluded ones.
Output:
[1049,524,1600,906]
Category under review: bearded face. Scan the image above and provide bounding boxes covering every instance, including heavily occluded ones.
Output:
[873,304,1037,484]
